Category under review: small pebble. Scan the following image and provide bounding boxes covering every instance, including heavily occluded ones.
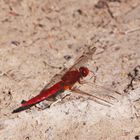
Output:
[64,55,72,60]
[135,135,140,140]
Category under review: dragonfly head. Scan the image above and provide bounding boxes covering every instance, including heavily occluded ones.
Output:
[79,67,89,77]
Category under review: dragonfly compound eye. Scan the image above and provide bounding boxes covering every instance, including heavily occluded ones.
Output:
[79,67,89,77]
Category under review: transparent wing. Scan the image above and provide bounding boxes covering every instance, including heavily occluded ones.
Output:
[41,47,96,91]
[70,87,112,107]
[69,80,122,106]
[36,46,96,107]
[41,73,63,92]
[68,47,96,70]
[38,46,122,108]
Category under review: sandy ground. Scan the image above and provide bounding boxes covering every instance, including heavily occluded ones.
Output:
[0,0,140,140]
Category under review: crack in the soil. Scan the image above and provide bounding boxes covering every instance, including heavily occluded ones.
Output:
[124,65,140,93]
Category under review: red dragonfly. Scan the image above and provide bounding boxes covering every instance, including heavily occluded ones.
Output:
[12,66,92,113]
[12,47,115,113]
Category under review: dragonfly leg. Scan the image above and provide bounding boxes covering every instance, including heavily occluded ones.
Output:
[50,99,62,107]
[61,92,71,100]
[50,92,71,107]
[78,79,88,85]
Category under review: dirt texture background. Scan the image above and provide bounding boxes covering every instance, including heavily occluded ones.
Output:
[0,0,140,140]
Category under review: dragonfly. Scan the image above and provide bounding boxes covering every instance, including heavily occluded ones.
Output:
[12,47,118,113]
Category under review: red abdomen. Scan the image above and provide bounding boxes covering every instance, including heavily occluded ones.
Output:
[22,81,64,107]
